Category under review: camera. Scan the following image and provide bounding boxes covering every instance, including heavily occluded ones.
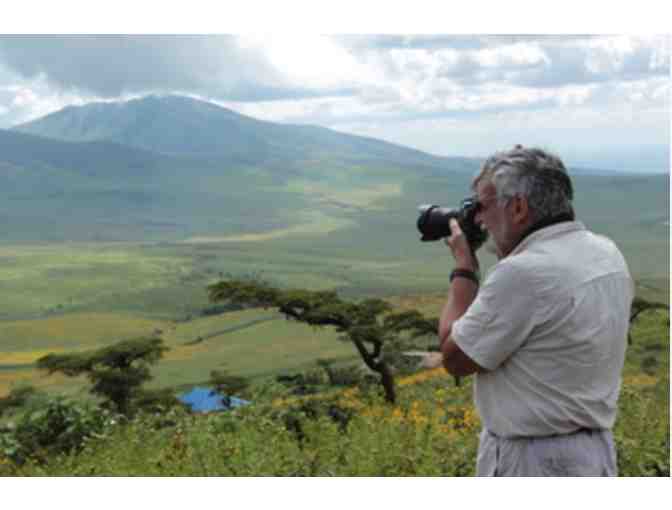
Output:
[416,197,488,251]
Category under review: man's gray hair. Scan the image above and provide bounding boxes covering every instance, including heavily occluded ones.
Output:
[474,145,575,223]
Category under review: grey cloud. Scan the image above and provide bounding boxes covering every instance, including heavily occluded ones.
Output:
[1,35,666,106]
[482,35,600,46]
[0,35,349,102]
[336,35,493,51]
[222,84,357,102]
[434,53,503,84]
[0,34,667,133]
[336,34,599,51]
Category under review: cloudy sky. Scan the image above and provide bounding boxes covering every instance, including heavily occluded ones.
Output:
[0,34,669,172]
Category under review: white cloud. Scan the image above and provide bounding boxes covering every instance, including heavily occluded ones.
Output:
[554,84,595,106]
[236,34,375,91]
[584,35,638,75]
[473,42,549,68]
[0,70,95,127]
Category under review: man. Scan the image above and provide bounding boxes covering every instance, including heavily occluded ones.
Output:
[439,145,634,476]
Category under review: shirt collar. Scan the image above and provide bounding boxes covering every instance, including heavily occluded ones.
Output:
[510,220,586,256]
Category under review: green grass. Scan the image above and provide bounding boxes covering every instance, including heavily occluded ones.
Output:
[623,308,670,377]
[0,243,194,317]
[0,307,358,398]
[614,308,670,476]
[0,312,169,353]
[149,309,358,387]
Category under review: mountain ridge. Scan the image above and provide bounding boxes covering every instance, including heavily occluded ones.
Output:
[12,94,648,176]
[11,94,470,173]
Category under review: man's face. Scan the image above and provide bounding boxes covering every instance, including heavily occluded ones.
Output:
[474,180,517,259]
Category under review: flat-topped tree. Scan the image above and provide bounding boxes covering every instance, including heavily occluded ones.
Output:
[37,337,168,416]
[208,279,438,403]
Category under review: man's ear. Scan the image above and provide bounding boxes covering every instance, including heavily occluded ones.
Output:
[512,196,529,225]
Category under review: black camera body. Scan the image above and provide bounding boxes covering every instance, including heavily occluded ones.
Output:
[416,197,488,251]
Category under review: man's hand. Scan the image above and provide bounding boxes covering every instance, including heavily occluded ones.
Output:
[444,218,479,271]
[421,352,443,369]
[439,220,484,378]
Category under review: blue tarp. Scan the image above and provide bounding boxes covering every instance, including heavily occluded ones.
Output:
[178,386,250,413]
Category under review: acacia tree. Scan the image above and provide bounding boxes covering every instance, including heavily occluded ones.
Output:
[37,337,168,416]
[208,279,437,403]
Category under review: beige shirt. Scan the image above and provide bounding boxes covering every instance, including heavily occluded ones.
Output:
[452,221,634,438]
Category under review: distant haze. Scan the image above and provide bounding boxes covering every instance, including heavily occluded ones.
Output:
[565,144,669,174]
[0,35,669,173]
[330,124,670,174]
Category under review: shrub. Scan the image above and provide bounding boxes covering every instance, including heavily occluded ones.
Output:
[0,385,38,417]
[131,388,188,415]
[0,396,120,465]
[317,358,371,388]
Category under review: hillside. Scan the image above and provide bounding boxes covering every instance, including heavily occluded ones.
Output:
[0,128,181,181]
[1,95,485,244]
[12,95,470,173]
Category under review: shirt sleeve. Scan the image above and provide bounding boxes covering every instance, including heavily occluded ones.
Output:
[451,260,539,371]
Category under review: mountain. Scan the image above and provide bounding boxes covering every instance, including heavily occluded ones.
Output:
[7,94,663,247]
[0,128,178,181]
[12,95,470,173]
[1,95,486,243]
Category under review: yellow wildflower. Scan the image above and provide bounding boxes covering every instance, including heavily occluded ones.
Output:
[398,368,446,386]
[623,374,658,387]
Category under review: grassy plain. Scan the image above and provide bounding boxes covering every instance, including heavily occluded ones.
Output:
[0,170,668,400]
[0,307,358,397]
[0,243,194,318]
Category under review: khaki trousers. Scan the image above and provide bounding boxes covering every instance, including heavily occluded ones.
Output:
[476,427,618,477]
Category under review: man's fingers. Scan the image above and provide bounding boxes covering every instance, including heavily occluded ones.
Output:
[449,218,462,236]
[444,218,464,247]
[444,217,479,269]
